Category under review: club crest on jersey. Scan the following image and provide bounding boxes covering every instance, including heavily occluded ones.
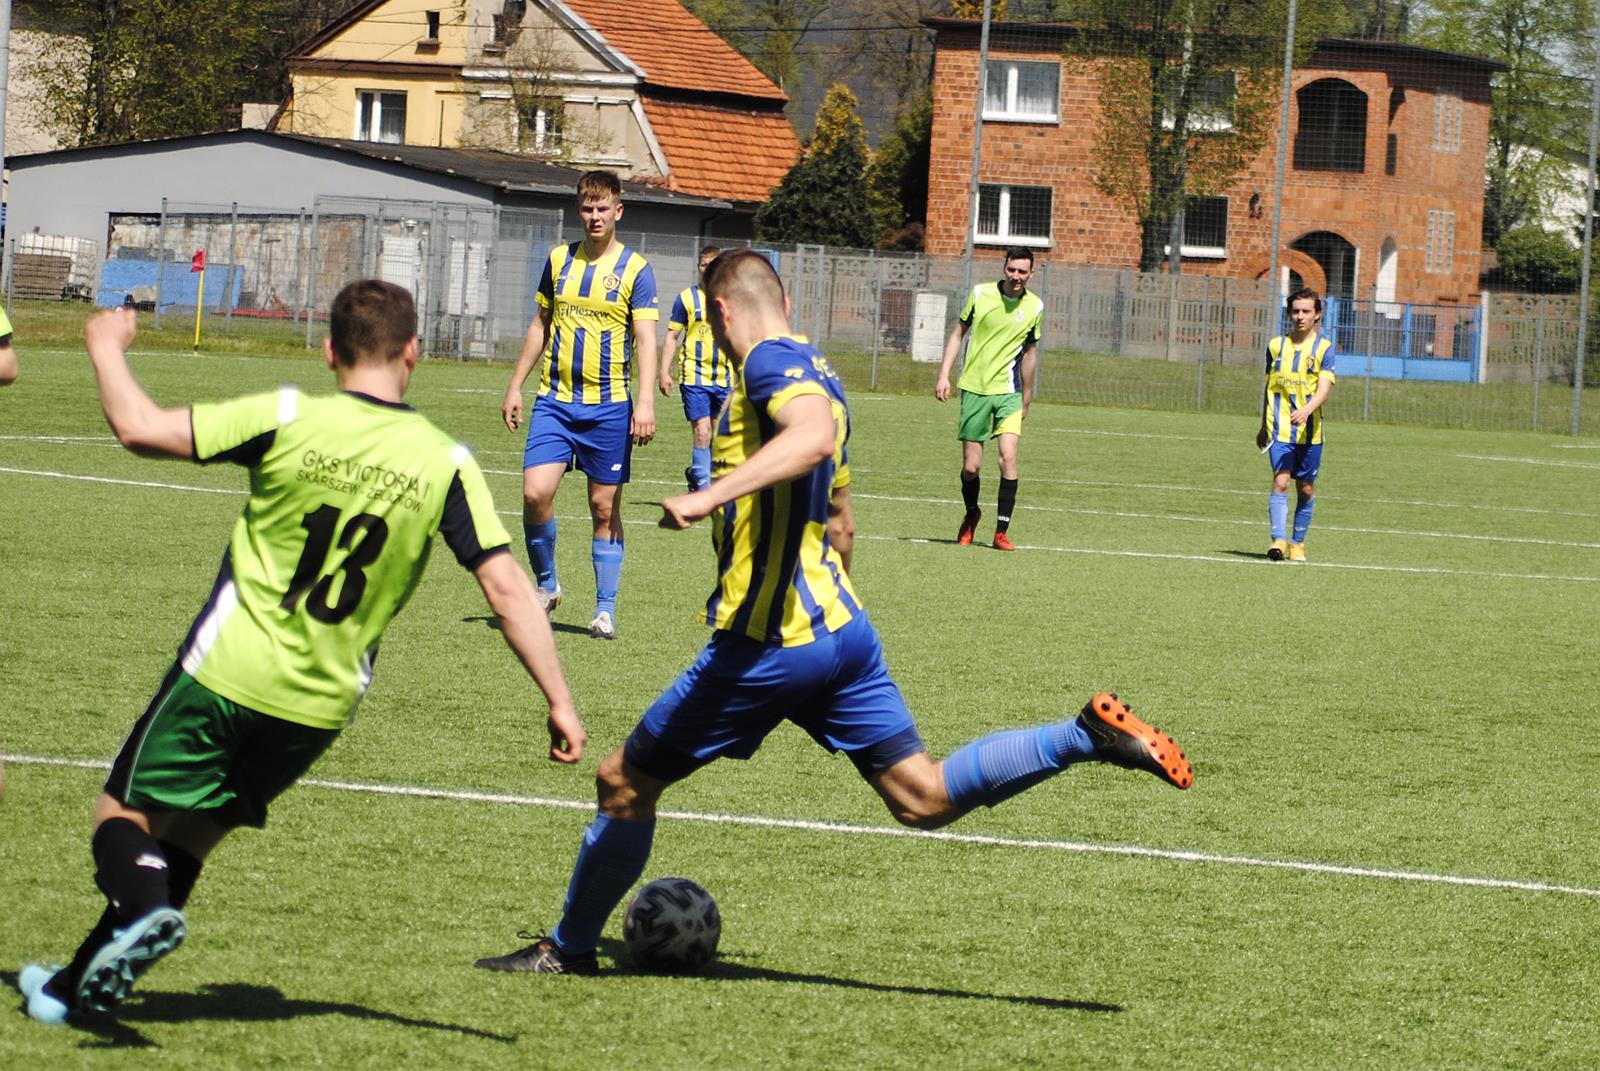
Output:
[603,273,622,292]
[1015,309,1028,323]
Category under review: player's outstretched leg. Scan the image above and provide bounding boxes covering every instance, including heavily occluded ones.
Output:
[937,692,1192,816]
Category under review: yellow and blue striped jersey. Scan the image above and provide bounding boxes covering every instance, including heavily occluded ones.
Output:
[668,285,731,388]
[1263,332,1337,445]
[535,241,659,404]
[704,335,860,646]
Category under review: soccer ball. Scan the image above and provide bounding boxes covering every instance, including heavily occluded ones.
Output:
[622,877,721,972]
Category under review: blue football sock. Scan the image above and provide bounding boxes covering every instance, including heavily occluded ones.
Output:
[689,445,712,490]
[592,537,623,616]
[550,814,655,956]
[942,719,1097,811]
[1268,492,1289,541]
[524,518,559,592]
[1292,494,1315,544]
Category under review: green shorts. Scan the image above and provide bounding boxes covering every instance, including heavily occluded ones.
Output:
[104,664,339,829]
[957,390,1024,442]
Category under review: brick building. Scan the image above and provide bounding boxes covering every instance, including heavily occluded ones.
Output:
[924,18,1505,306]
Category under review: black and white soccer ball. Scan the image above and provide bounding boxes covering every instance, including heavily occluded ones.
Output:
[622,877,721,972]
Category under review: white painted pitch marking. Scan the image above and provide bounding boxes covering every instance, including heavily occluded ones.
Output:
[3,465,1592,582]
[0,434,119,444]
[1457,453,1600,470]
[0,466,237,495]
[8,754,1598,900]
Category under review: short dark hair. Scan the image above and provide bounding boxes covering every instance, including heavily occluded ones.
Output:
[329,280,416,367]
[1287,287,1323,314]
[577,169,622,202]
[704,248,785,311]
[698,245,723,259]
[1004,247,1036,267]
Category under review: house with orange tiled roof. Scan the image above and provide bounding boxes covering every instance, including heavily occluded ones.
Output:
[276,0,800,217]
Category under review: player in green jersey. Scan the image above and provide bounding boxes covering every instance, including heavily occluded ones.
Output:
[18,282,585,1027]
[935,248,1044,551]
[0,305,18,385]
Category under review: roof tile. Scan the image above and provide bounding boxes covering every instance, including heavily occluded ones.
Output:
[638,98,800,204]
[561,0,785,100]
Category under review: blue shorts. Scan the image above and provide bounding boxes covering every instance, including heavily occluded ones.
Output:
[1268,441,1323,482]
[680,384,730,424]
[625,611,924,783]
[523,396,632,484]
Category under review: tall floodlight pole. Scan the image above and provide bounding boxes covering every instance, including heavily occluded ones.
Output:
[1265,0,1298,333]
[960,0,995,297]
[1571,10,1600,436]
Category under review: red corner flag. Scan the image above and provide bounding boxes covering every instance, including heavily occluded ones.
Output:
[191,249,206,273]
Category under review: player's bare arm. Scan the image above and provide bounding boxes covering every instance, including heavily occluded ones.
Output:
[473,550,586,763]
[1019,344,1038,420]
[1290,377,1334,425]
[658,327,680,396]
[827,483,855,573]
[934,320,969,402]
[631,316,659,444]
[84,307,195,459]
[503,305,552,432]
[660,393,836,529]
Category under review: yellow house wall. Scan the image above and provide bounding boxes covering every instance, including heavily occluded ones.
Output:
[286,72,470,148]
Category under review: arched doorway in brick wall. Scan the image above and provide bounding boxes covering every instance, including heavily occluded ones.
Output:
[1290,231,1358,299]
[1241,249,1327,298]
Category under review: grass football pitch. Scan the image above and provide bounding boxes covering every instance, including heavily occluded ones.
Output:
[2,341,1598,1068]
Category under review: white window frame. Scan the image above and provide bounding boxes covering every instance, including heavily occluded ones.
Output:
[355,90,407,144]
[1433,90,1462,153]
[974,184,1052,247]
[1163,195,1229,259]
[982,60,1060,123]
[1425,210,1456,273]
[1163,71,1236,133]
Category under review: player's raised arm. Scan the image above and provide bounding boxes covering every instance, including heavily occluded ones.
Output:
[84,308,194,459]
[473,550,586,763]
[660,392,835,529]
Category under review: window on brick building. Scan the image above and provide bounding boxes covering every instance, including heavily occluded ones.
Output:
[1433,90,1462,153]
[975,184,1052,245]
[1181,195,1228,257]
[1163,72,1235,133]
[1425,210,1456,273]
[356,91,407,143]
[1293,78,1367,172]
[983,60,1059,122]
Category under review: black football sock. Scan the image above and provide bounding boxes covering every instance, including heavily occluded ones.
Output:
[961,471,980,514]
[159,841,204,910]
[46,907,118,1002]
[93,818,173,924]
[996,478,1018,533]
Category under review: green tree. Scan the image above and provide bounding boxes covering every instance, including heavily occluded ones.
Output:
[24,0,298,147]
[756,84,877,248]
[683,0,831,95]
[1066,0,1345,272]
[865,90,933,248]
[1412,0,1590,244]
[1492,227,1580,292]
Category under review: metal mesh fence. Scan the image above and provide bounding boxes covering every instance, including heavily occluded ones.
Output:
[5,0,1600,435]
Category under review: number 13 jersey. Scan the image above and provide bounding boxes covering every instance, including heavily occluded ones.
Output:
[182,388,510,730]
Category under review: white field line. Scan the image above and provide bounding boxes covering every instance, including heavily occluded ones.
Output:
[1457,453,1600,470]
[14,431,1585,522]
[8,753,1598,900]
[2,464,1594,581]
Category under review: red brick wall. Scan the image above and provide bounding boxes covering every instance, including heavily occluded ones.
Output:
[927,27,1493,304]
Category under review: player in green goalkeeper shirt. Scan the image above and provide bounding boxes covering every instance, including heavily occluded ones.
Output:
[18,282,585,1026]
[935,248,1044,551]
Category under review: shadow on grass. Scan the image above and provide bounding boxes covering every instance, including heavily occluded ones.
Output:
[462,614,591,637]
[593,940,1121,1013]
[1218,548,1278,561]
[1,972,513,1049]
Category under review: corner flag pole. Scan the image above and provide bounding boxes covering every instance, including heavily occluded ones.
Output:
[191,249,207,353]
